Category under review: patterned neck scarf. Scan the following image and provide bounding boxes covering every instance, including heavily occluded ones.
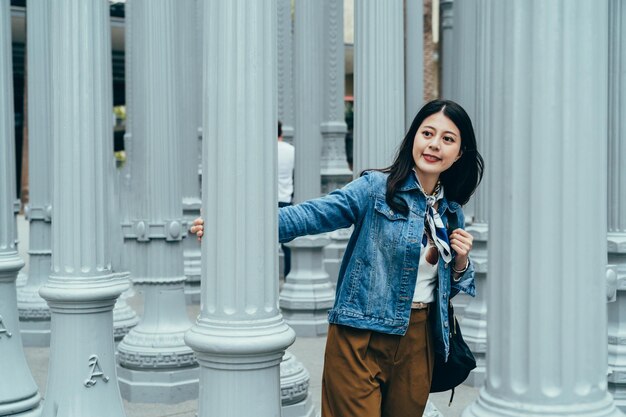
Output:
[415,172,452,264]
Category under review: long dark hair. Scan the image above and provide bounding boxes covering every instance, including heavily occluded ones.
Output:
[382,99,484,214]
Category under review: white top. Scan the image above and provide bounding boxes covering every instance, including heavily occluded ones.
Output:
[277,140,295,204]
[412,236,438,303]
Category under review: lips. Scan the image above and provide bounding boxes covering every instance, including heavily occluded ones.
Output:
[423,154,441,163]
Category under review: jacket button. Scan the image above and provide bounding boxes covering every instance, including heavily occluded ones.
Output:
[444,321,448,328]
[444,263,448,269]
[389,210,394,215]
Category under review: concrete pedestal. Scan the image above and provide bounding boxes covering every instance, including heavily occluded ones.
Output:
[280,235,335,337]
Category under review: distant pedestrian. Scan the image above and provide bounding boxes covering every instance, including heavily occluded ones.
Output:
[191,99,484,417]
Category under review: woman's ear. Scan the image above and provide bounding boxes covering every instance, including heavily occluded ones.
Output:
[455,150,463,161]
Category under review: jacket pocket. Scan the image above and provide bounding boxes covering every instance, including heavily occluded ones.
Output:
[372,197,408,250]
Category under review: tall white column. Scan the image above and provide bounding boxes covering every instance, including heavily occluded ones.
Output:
[276,3,317,415]
[113,0,139,343]
[17,0,52,347]
[404,0,424,131]
[277,0,295,144]
[608,0,626,410]
[320,0,350,194]
[320,0,351,291]
[39,1,127,415]
[452,0,490,386]
[279,0,335,337]
[184,2,296,416]
[353,0,404,174]
[116,0,198,403]
[178,0,202,304]
[439,0,454,100]
[463,1,623,416]
[0,1,42,414]
[450,0,478,226]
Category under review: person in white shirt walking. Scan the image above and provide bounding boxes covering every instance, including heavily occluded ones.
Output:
[277,120,295,277]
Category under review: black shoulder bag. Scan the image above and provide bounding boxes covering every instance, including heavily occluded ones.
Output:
[429,301,476,405]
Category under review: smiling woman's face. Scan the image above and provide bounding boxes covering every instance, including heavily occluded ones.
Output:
[412,111,462,184]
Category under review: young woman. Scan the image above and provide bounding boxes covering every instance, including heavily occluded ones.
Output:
[192,99,484,417]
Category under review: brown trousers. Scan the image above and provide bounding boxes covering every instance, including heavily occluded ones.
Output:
[321,308,434,417]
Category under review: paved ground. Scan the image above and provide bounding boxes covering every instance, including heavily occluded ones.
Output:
[17,215,480,416]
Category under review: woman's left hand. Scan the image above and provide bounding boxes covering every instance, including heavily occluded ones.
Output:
[449,228,473,267]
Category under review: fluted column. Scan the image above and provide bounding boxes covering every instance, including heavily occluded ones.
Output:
[279,0,335,337]
[113,0,139,343]
[608,0,626,410]
[0,1,42,414]
[404,0,424,131]
[278,0,295,144]
[184,2,296,416]
[110,0,138,342]
[17,0,52,347]
[119,0,135,276]
[178,0,202,304]
[116,0,198,403]
[320,0,349,194]
[453,0,490,387]
[353,0,404,174]
[463,1,622,416]
[320,0,351,290]
[450,1,478,225]
[39,1,127,415]
[439,0,454,100]
[277,3,318,415]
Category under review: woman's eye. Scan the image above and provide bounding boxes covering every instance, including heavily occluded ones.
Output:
[422,131,432,137]
[444,136,455,143]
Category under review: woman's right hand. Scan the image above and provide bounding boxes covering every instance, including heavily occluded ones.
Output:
[190,217,204,241]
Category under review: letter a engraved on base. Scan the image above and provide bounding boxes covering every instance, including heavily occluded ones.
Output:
[0,315,12,338]
[84,355,110,387]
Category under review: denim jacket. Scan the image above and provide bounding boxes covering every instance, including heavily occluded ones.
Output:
[279,170,475,360]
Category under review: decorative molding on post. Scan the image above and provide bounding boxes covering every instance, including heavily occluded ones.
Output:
[353,0,405,174]
[608,0,626,410]
[38,1,127,415]
[321,0,350,194]
[178,0,202,304]
[463,1,622,416]
[0,2,42,413]
[404,0,425,131]
[280,351,316,417]
[116,0,198,404]
[278,0,295,143]
[280,0,335,337]
[17,0,52,347]
[184,2,297,416]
